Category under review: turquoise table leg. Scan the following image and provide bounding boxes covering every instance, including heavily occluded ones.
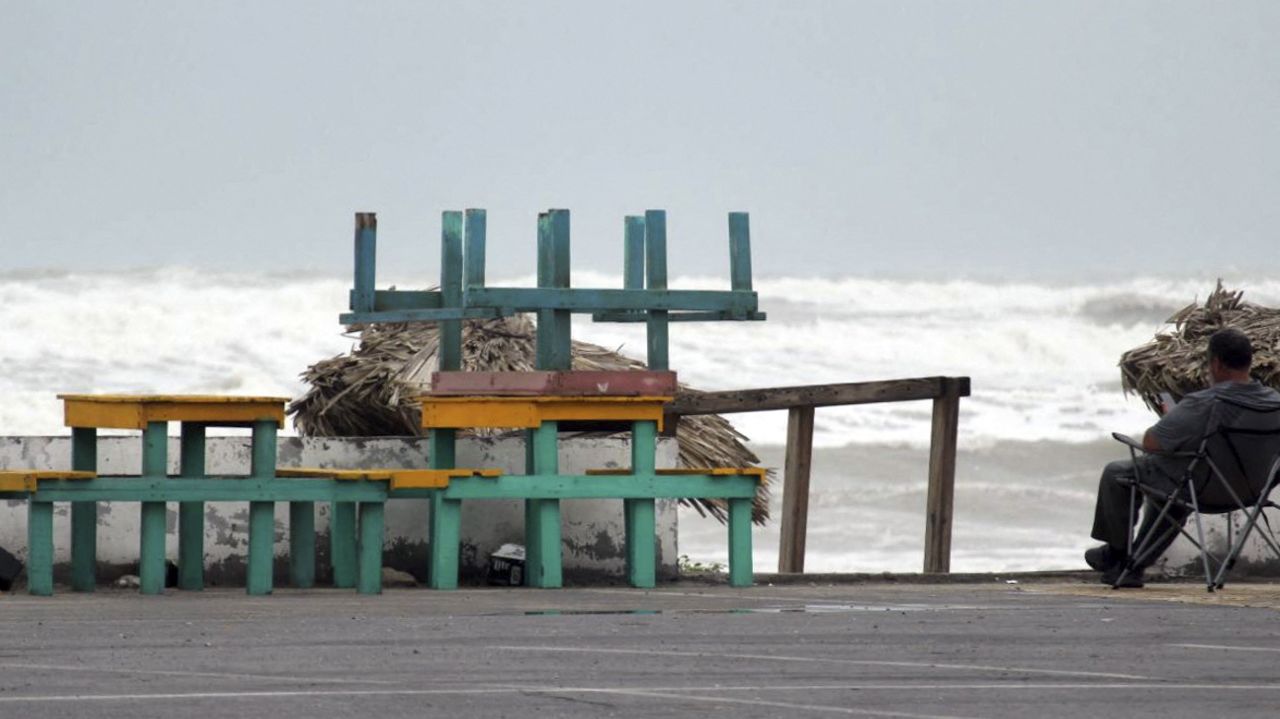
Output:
[428,493,460,590]
[626,419,658,588]
[139,422,168,595]
[27,501,54,596]
[427,427,460,590]
[525,421,562,588]
[330,502,357,588]
[727,497,754,588]
[178,424,206,590]
[289,501,316,588]
[247,501,275,595]
[70,427,97,592]
[357,502,385,595]
[246,419,277,595]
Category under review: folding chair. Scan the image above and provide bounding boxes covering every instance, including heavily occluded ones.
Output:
[1111,394,1280,592]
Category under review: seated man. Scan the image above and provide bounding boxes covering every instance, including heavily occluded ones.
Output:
[1086,328,1280,587]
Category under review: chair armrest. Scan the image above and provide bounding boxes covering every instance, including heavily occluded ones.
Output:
[1112,432,1144,451]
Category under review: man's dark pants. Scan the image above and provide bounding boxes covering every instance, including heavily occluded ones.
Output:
[1091,458,1189,566]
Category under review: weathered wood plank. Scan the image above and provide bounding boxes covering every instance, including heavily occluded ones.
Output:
[778,405,815,573]
[667,377,971,415]
[429,370,678,396]
[592,309,768,323]
[924,382,962,573]
[465,287,759,314]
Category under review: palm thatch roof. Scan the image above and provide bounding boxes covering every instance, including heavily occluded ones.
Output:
[289,315,771,524]
[1120,282,1280,412]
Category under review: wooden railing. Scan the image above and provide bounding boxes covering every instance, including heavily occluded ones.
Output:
[667,376,970,574]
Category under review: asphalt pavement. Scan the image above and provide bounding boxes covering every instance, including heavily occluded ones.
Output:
[2,579,1279,718]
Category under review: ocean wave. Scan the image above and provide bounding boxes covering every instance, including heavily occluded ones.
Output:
[3,270,1269,445]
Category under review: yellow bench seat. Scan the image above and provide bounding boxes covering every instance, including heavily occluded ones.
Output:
[0,470,96,492]
[277,467,501,490]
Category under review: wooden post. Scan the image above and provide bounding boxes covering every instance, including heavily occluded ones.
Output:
[778,406,815,573]
[139,421,168,595]
[644,210,669,370]
[178,424,206,590]
[69,427,98,592]
[352,213,377,313]
[924,380,962,573]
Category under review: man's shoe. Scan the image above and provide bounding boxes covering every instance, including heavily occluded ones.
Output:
[1102,564,1145,589]
[1085,544,1121,572]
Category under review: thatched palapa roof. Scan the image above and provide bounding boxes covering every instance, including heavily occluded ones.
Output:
[1120,282,1280,412]
[289,315,771,524]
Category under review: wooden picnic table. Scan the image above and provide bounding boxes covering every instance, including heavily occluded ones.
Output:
[414,393,758,590]
[17,395,389,597]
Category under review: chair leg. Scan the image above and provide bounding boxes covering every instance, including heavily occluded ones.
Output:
[1186,492,1214,592]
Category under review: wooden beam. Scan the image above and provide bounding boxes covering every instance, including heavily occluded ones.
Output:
[923,379,963,573]
[778,405,815,573]
[667,377,971,416]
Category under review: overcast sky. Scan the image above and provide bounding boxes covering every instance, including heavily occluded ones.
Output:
[3,2,1277,282]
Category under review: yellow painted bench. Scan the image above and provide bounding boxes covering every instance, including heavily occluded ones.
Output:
[585,467,768,482]
[418,395,672,431]
[278,467,502,490]
[0,471,96,492]
[58,394,288,429]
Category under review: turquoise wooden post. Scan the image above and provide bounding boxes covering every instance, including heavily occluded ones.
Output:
[525,209,570,588]
[330,502,357,588]
[427,431,460,590]
[644,210,669,370]
[139,421,168,595]
[289,501,316,588]
[727,496,754,587]
[625,420,658,588]
[177,423,205,590]
[525,421,562,588]
[69,427,97,592]
[623,216,645,291]
[728,212,752,293]
[26,500,54,596]
[464,209,487,291]
[352,212,377,313]
[428,210,465,590]
[357,502,385,595]
[246,419,277,595]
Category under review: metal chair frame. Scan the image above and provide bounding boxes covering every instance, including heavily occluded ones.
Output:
[1112,396,1280,592]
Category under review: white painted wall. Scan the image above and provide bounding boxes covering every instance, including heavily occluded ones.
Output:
[0,435,680,583]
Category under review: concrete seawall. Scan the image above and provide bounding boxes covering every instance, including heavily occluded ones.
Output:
[0,435,680,585]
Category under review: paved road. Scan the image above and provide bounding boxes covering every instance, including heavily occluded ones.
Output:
[1,581,1279,718]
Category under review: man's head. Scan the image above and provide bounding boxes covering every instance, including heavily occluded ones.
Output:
[1208,328,1254,382]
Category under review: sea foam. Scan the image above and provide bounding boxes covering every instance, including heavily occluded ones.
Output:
[3,268,1276,449]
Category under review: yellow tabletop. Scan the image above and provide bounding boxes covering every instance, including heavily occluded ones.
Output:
[58,394,289,430]
[417,395,673,431]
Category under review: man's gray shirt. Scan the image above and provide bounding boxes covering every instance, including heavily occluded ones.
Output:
[1148,379,1280,480]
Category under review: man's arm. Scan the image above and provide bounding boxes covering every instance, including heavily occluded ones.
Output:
[1142,428,1161,452]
